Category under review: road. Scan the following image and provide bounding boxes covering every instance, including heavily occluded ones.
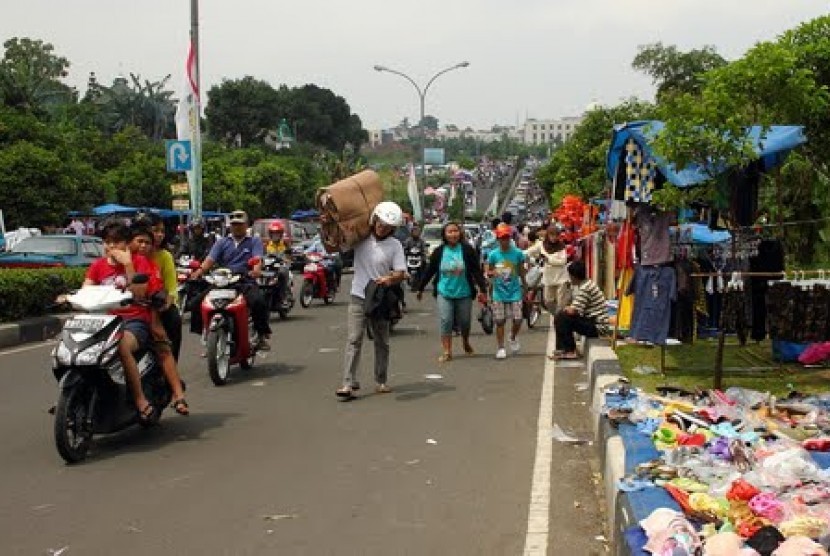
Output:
[0,276,605,555]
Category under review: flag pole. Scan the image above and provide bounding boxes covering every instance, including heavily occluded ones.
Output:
[190,0,203,219]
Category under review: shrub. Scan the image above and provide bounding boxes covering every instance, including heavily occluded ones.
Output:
[0,267,86,322]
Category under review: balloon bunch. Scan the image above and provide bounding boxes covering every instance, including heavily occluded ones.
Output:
[552,195,598,243]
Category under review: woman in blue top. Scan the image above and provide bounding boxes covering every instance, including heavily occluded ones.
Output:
[417,222,488,362]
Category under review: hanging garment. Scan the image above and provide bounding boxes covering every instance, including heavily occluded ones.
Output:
[627,265,677,345]
[633,204,672,266]
[748,239,784,341]
[617,267,635,331]
[672,259,696,343]
[721,287,749,346]
[623,138,657,203]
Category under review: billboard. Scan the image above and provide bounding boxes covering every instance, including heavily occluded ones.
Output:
[423,148,445,165]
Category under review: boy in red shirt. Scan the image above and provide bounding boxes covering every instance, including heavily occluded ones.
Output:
[84,220,162,422]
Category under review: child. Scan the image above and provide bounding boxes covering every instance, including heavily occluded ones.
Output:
[486,223,527,359]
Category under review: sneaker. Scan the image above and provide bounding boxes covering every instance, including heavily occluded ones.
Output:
[495,348,507,360]
[255,337,271,352]
[375,384,392,394]
[509,339,521,354]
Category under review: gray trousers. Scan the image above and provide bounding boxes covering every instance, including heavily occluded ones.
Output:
[342,295,390,386]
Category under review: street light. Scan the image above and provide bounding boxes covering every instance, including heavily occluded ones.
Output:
[374,61,471,221]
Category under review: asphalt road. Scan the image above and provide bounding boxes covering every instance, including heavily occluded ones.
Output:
[0,276,605,555]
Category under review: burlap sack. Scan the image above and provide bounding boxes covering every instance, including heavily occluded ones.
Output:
[316,170,383,253]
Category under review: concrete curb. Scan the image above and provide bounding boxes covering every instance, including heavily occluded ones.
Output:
[584,338,630,552]
[0,314,69,350]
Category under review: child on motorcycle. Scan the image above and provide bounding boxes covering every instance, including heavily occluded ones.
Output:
[128,222,189,415]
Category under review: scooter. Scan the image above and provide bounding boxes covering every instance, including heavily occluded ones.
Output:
[405,246,425,291]
[200,261,261,386]
[175,255,201,315]
[299,252,337,307]
[50,278,178,464]
[259,254,294,319]
[523,258,544,328]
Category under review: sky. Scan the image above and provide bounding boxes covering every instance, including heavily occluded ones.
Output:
[1,1,827,131]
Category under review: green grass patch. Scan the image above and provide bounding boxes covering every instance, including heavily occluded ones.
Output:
[616,340,830,396]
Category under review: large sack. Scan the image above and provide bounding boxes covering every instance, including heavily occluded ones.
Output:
[316,170,384,252]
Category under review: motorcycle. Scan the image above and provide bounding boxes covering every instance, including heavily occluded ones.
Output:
[299,252,338,307]
[259,254,294,319]
[405,246,425,291]
[50,277,179,463]
[175,255,201,315]
[200,261,261,386]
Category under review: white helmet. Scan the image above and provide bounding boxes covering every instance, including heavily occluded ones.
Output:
[371,201,403,227]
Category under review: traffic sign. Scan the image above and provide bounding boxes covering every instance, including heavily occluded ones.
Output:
[172,199,190,211]
[165,140,193,172]
[170,182,189,196]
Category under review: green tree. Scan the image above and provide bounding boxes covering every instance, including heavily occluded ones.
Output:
[0,37,73,113]
[420,114,439,131]
[92,74,175,141]
[632,42,727,100]
[205,76,281,147]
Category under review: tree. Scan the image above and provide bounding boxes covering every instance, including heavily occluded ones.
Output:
[0,37,73,113]
[92,74,175,141]
[205,77,281,147]
[632,42,727,100]
[420,114,439,131]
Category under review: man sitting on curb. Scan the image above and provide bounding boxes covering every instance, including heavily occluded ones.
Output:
[551,260,610,360]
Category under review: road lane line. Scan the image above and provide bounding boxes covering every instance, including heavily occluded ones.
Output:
[0,340,56,357]
[523,320,555,555]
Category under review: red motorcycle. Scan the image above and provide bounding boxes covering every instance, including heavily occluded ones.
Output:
[299,252,337,307]
[175,255,201,315]
[199,259,261,386]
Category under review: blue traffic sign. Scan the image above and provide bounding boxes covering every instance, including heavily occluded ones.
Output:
[165,140,193,172]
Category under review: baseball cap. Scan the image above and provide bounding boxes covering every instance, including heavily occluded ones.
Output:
[229,210,248,224]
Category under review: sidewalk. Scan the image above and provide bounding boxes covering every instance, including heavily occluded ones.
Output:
[0,314,69,350]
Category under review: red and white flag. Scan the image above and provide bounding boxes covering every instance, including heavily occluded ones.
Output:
[175,41,201,213]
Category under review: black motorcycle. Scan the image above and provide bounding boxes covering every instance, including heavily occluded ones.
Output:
[405,246,425,291]
[259,254,294,319]
[50,277,179,463]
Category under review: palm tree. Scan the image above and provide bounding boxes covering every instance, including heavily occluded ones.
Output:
[93,73,174,141]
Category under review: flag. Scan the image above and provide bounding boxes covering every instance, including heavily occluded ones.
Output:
[175,41,202,216]
[406,163,422,222]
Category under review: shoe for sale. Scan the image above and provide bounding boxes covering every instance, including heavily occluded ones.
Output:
[509,339,520,354]
[495,348,507,360]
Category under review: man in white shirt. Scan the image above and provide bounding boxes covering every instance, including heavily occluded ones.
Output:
[337,202,407,399]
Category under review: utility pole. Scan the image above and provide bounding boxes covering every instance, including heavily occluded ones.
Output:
[190,0,203,218]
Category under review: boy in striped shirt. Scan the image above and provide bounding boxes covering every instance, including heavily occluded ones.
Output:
[552,261,610,360]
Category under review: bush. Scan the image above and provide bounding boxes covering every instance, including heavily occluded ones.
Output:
[0,267,86,322]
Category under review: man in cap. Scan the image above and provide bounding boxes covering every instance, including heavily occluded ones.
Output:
[189,210,272,350]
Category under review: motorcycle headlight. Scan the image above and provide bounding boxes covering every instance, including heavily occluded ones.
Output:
[76,343,106,366]
[55,343,72,366]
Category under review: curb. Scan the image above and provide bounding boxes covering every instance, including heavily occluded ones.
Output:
[0,314,70,350]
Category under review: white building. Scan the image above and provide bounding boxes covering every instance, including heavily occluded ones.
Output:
[522,116,584,145]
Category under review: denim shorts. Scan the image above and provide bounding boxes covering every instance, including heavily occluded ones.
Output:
[436,295,472,336]
[123,319,151,349]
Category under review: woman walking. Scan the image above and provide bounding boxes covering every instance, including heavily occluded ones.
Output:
[417,222,488,362]
[524,225,570,314]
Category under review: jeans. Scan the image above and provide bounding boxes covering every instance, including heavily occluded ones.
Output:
[342,295,390,386]
[437,295,472,337]
[554,311,598,352]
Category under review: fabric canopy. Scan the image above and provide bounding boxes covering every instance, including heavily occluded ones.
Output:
[92,203,137,215]
[606,121,807,188]
[290,209,319,220]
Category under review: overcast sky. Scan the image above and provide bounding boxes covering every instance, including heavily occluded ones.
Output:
[1,1,827,130]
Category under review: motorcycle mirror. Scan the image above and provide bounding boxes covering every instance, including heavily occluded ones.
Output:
[131,273,149,285]
[248,257,261,268]
[188,259,201,270]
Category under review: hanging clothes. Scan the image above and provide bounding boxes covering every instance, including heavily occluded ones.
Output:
[633,204,672,266]
[623,138,657,203]
[617,267,635,331]
[627,265,677,345]
[748,239,784,341]
[671,258,696,343]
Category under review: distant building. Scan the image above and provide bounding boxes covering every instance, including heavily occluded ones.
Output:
[521,116,584,145]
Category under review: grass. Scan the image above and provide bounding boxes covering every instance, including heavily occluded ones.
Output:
[615,339,830,396]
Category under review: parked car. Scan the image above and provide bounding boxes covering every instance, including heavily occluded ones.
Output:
[0,235,103,269]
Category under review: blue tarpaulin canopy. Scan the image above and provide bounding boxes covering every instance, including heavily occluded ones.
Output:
[606,121,807,188]
[92,203,137,215]
[88,205,225,218]
[290,209,319,220]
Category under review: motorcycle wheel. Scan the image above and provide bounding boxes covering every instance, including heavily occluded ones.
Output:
[206,329,231,386]
[300,280,314,308]
[178,292,188,317]
[480,305,494,335]
[526,301,541,328]
[54,385,93,464]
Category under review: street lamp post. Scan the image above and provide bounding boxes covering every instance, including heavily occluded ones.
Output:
[374,61,470,221]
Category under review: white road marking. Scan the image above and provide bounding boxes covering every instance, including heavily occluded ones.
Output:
[523,319,555,555]
[0,339,56,357]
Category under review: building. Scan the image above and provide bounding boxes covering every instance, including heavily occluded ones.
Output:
[521,116,584,145]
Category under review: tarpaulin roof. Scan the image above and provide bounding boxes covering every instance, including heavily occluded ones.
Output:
[92,203,137,215]
[606,121,807,188]
[290,209,320,220]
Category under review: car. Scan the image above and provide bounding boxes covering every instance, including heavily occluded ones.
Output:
[0,235,103,268]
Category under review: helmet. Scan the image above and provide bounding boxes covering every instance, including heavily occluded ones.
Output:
[371,201,403,227]
[268,221,285,233]
[495,223,513,239]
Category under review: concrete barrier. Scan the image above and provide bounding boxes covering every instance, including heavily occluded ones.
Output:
[0,315,67,350]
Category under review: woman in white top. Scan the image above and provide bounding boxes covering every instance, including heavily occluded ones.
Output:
[524,225,570,313]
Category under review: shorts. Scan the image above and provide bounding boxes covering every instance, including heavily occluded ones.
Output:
[123,319,151,349]
[492,301,523,323]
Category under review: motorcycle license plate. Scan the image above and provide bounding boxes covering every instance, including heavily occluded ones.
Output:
[64,316,109,333]
[304,264,319,273]
[262,271,276,278]
[207,289,237,301]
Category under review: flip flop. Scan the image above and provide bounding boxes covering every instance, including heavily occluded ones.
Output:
[171,398,190,416]
[553,352,579,360]
[138,402,155,424]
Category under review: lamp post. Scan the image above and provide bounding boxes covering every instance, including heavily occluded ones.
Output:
[374,61,470,221]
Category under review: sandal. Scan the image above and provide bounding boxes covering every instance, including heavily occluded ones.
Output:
[172,398,190,416]
[375,384,392,394]
[438,353,452,363]
[553,352,579,360]
[138,402,155,423]
[463,345,475,356]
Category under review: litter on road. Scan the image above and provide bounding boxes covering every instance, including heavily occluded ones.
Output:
[424,374,443,380]
[426,438,438,445]
[551,423,589,444]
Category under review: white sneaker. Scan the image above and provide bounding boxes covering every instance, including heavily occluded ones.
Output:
[495,348,507,360]
[509,339,521,354]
